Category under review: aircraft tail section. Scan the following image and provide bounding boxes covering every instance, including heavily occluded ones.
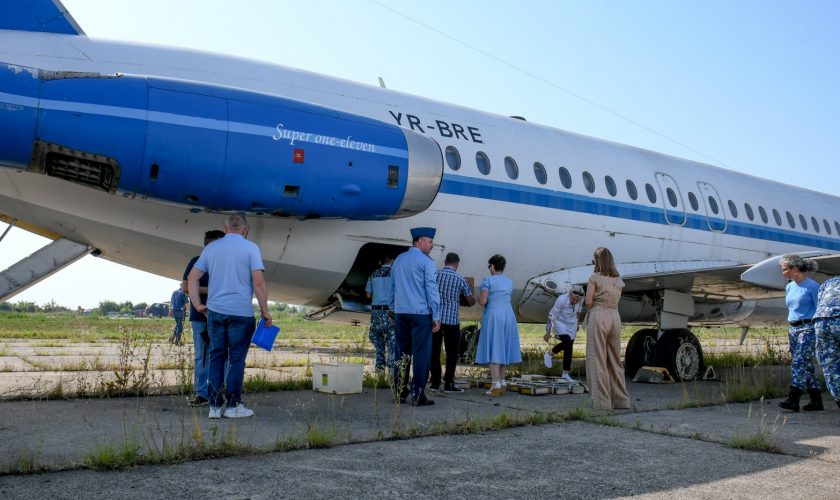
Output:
[0,0,83,35]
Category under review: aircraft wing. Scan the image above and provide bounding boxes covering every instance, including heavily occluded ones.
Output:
[622,252,840,300]
[0,0,84,35]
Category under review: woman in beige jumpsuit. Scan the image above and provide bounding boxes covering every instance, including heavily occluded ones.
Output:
[585,247,632,411]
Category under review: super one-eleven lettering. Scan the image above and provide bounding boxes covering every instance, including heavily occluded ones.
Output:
[388,111,483,144]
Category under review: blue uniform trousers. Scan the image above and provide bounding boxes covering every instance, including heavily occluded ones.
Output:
[788,323,820,390]
[393,313,433,399]
[815,317,840,401]
[368,310,395,371]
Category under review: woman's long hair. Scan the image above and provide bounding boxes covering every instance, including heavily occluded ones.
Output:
[593,247,620,277]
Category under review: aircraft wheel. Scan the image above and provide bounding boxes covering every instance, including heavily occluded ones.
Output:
[458,325,480,364]
[624,328,659,379]
[655,329,704,381]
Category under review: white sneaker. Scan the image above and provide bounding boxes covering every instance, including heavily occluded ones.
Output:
[208,406,223,419]
[562,373,575,383]
[223,403,254,418]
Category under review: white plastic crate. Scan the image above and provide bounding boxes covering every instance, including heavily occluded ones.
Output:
[311,362,364,394]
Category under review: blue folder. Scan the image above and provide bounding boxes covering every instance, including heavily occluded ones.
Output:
[251,318,280,351]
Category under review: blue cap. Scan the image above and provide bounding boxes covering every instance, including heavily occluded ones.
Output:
[410,227,436,240]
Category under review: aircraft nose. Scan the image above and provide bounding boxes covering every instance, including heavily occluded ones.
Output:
[0,63,40,169]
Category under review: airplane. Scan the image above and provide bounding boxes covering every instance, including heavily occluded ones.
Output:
[2,0,839,381]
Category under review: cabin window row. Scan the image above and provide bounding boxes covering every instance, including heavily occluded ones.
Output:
[443,145,838,237]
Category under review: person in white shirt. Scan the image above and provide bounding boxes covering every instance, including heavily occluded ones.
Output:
[544,285,586,382]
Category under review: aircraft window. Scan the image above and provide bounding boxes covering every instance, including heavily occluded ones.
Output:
[476,151,491,175]
[645,183,657,204]
[558,167,572,189]
[759,206,768,224]
[504,156,519,180]
[688,192,699,211]
[582,171,595,193]
[799,214,808,231]
[666,187,678,207]
[744,203,754,221]
[445,146,461,171]
[727,200,738,218]
[835,221,840,235]
[786,211,795,228]
[625,180,638,200]
[824,219,832,235]
[707,196,719,215]
[773,208,782,226]
[812,216,820,233]
[605,176,617,197]
[533,162,547,185]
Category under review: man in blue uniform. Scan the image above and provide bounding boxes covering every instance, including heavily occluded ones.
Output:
[366,255,395,373]
[391,227,441,406]
[815,276,840,410]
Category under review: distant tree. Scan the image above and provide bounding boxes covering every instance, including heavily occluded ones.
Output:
[97,300,120,316]
[42,300,69,313]
[134,302,148,311]
[5,301,40,313]
[0,302,11,312]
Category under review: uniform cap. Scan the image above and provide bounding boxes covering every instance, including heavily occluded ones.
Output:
[410,227,436,239]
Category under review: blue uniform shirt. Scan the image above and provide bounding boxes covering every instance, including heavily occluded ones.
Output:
[194,233,265,318]
[391,246,441,321]
[785,277,820,321]
[815,276,840,319]
[366,265,394,308]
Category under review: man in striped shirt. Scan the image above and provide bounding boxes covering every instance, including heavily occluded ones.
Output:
[433,252,476,393]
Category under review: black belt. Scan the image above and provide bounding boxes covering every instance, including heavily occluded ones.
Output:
[789,319,813,327]
[371,305,390,310]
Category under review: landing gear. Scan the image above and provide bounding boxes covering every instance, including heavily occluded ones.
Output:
[655,329,704,381]
[624,328,704,382]
[624,328,659,379]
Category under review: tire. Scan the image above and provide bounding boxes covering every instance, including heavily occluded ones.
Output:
[654,329,704,381]
[458,325,480,364]
[624,328,659,379]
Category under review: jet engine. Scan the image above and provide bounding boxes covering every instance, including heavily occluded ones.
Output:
[0,63,442,220]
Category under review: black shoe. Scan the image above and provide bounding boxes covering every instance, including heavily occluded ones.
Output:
[411,396,435,406]
[803,389,824,411]
[778,386,802,412]
[188,396,209,407]
[443,386,465,394]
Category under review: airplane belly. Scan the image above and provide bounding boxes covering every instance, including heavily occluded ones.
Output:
[0,169,351,305]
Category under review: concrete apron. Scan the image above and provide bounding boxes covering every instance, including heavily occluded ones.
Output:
[1,366,838,471]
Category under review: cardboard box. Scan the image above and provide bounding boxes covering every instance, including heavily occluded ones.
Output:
[311,362,364,394]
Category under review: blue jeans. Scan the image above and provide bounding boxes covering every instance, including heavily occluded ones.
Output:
[191,321,209,399]
[172,311,185,343]
[207,311,255,408]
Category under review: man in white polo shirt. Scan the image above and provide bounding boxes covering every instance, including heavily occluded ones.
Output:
[188,214,272,418]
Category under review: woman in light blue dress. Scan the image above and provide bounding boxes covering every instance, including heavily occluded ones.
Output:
[475,254,521,396]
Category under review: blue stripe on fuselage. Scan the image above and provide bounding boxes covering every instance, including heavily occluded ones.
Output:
[440,174,840,251]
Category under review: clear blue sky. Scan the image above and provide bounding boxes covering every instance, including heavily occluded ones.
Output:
[2,0,839,308]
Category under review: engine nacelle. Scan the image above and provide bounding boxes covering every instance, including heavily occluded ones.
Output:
[0,63,442,219]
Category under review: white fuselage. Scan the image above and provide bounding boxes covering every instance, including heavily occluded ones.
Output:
[1,31,838,323]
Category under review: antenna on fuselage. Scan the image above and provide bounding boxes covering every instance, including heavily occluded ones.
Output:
[378,77,387,88]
